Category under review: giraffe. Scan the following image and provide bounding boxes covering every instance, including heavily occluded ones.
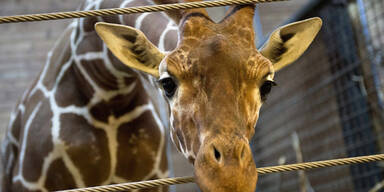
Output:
[0,0,322,192]
[96,1,322,191]
[1,0,179,191]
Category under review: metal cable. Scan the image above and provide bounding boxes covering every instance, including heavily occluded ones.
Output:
[57,153,384,192]
[0,0,287,24]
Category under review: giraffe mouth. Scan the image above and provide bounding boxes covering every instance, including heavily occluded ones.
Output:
[193,137,258,192]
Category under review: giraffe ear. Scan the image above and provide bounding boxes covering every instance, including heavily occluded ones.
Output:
[260,17,322,72]
[95,22,164,78]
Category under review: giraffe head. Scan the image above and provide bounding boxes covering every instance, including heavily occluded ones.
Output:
[95,3,322,191]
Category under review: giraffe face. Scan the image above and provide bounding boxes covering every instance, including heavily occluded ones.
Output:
[157,15,273,192]
[96,9,321,191]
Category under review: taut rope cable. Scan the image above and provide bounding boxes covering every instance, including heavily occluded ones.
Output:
[3,0,382,191]
[0,0,287,24]
[57,153,384,192]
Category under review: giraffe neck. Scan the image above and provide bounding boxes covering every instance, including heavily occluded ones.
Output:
[51,0,179,122]
[2,0,179,191]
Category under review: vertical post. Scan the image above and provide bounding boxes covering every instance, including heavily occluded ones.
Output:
[292,132,314,192]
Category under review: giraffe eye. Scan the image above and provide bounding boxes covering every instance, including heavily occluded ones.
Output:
[159,77,177,98]
[260,80,276,101]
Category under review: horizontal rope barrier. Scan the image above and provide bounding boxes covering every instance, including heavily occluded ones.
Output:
[0,0,287,24]
[57,153,384,192]
[3,0,382,191]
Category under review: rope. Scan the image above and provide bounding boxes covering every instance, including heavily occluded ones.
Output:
[2,0,381,191]
[57,153,384,192]
[0,0,287,24]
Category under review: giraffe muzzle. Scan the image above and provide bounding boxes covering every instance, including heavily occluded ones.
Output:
[194,137,258,192]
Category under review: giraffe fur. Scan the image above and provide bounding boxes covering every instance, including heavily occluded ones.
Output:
[1,0,322,191]
[1,0,178,191]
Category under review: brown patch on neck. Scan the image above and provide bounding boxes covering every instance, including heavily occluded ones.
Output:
[55,62,94,107]
[139,13,169,46]
[115,111,165,180]
[44,159,77,191]
[80,59,119,91]
[83,16,99,33]
[22,89,44,129]
[10,110,22,142]
[60,113,111,186]
[22,99,54,182]
[42,28,72,91]
[107,50,137,74]
[1,141,18,191]
[76,32,104,55]
[164,30,178,51]
[89,82,149,123]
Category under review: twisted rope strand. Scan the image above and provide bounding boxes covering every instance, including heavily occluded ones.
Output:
[257,153,384,174]
[57,154,384,192]
[57,176,195,192]
[0,0,287,24]
[3,0,382,191]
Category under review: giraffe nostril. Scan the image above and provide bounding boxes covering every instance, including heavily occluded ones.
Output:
[213,146,221,162]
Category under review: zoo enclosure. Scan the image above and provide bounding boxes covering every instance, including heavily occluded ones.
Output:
[252,0,384,191]
[1,0,384,191]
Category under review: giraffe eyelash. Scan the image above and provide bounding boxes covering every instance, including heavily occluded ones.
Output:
[260,80,277,101]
